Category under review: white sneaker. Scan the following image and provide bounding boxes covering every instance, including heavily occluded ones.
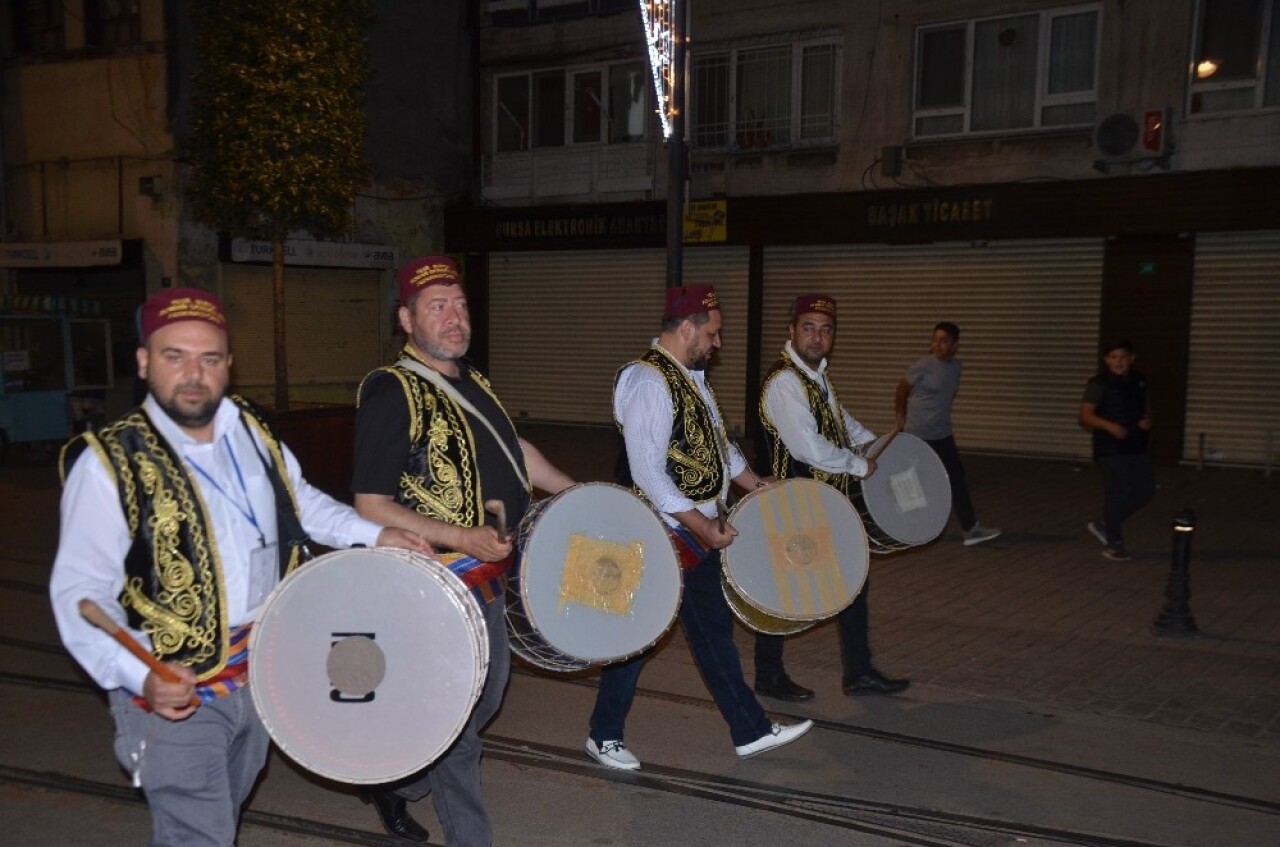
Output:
[734,721,814,759]
[1086,521,1108,546]
[586,738,641,770]
[962,523,1002,546]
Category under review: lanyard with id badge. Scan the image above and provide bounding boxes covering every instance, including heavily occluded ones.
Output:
[188,433,279,607]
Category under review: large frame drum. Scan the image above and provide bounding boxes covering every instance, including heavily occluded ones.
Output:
[250,548,488,784]
[853,432,952,553]
[507,482,681,672]
[721,478,869,634]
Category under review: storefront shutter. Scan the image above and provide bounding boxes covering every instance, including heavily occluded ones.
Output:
[1184,231,1280,467]
[761,239,1104,458]
[488,247,751,431]
[222,265,382,404]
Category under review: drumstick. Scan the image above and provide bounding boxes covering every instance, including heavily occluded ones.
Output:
[78,599,201,708]
[484,499,508,537]
[866,428,901,462]
[715,498,729,534]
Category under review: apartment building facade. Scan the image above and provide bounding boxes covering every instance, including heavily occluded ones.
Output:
[452,0,1280,466]
[1,0,474,415]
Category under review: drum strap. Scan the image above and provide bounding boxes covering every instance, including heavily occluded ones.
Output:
[395,357,530,492]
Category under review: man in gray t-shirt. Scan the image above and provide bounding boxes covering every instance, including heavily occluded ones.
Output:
[895,322,1001,546]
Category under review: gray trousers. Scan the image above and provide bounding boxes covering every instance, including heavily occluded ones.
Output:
[393,590,512,847]
[109,686,269,847]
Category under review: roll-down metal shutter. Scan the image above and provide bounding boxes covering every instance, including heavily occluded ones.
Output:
[761,240,1104,458]
[489,247,750,430]
[1184,231,1280,466]
[222,265,382,398]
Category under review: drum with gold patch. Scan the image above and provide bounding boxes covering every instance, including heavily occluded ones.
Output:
[721,478,869,633]
[249,548,488,784]
[507,482,682,672]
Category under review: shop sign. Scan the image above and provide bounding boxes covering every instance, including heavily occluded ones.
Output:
[0,240,122,268]
[866,197,996,229]
[229,238,397,268]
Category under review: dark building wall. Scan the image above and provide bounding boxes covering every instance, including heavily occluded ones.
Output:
[365,0,473,196]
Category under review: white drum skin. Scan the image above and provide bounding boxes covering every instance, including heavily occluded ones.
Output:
[250,548,488,785]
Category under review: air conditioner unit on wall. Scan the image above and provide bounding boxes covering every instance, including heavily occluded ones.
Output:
[1093,108,1171,162]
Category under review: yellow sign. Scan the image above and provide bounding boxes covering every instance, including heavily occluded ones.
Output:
[683,200,727,243]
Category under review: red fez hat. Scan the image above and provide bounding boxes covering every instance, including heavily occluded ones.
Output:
[139,287,227,340]
[792,293,837,320]
[663,284,719,320]
[397,255,460,305]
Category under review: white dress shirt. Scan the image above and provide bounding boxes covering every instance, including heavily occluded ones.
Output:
[764,341,876,479]
[614,346,747,527]
[49,395,382,696]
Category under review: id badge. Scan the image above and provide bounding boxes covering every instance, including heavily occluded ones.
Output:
[248,542,280,607]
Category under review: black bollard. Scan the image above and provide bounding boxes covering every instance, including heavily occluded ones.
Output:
[1152,508,1200,637]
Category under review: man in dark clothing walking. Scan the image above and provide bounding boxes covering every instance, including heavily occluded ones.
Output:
[1078,337,1155,561]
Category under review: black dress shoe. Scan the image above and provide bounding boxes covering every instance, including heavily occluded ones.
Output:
[362,790,430,843]
[753,674,815,702]
[843,669,910,696]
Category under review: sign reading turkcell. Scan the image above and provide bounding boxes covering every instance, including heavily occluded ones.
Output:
[229,238,398,269]
[0,240,123,268]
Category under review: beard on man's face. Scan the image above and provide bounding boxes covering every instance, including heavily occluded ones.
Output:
[152,381,220,429]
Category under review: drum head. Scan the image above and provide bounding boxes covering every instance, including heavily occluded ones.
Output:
[250,548,488,785]
[723,478,869,621]
[517,483,681,665]
[721,571,818,635]
[860,433,952,547]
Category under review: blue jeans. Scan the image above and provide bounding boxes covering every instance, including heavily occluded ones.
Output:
[590,549,772,748]
[392,589,511,847]
[755,573,873,682]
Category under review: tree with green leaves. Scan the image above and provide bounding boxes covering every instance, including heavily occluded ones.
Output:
[187,0,372,411]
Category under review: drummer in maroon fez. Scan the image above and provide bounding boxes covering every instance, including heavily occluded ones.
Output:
[47,288,428,847]
[752,292,910,702]
[351,254,574,844]
[585,282,814,772]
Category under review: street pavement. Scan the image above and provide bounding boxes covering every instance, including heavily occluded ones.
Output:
[1,423,1278,846]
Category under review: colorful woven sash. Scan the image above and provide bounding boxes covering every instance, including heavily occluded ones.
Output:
[668,524,710,570]
[437,552,513,605]
[130,622,252,711]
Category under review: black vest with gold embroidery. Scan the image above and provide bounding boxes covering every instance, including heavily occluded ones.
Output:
[57,396,307,682]
[759,354,855,497]
[361,350,522,529]
[616,346,727,505]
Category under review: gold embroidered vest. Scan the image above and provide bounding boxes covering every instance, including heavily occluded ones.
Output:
[57,396,307,682]
[361,350,521,529]
[616,345,727,504]
[760,354,855,497]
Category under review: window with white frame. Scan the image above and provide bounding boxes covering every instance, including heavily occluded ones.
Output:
[1190,0,1279,113]
[691,36,840,151]
[913,4,1100,138]
[493,61,649,152]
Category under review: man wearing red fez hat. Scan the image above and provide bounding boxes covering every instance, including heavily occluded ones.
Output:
[754,294,909,702]
[49,287,430,846]
[584,283,813,772]
[351,255,575,844]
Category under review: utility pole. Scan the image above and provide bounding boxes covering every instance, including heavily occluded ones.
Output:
[664,1,686,289]
[640,0,687,289]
